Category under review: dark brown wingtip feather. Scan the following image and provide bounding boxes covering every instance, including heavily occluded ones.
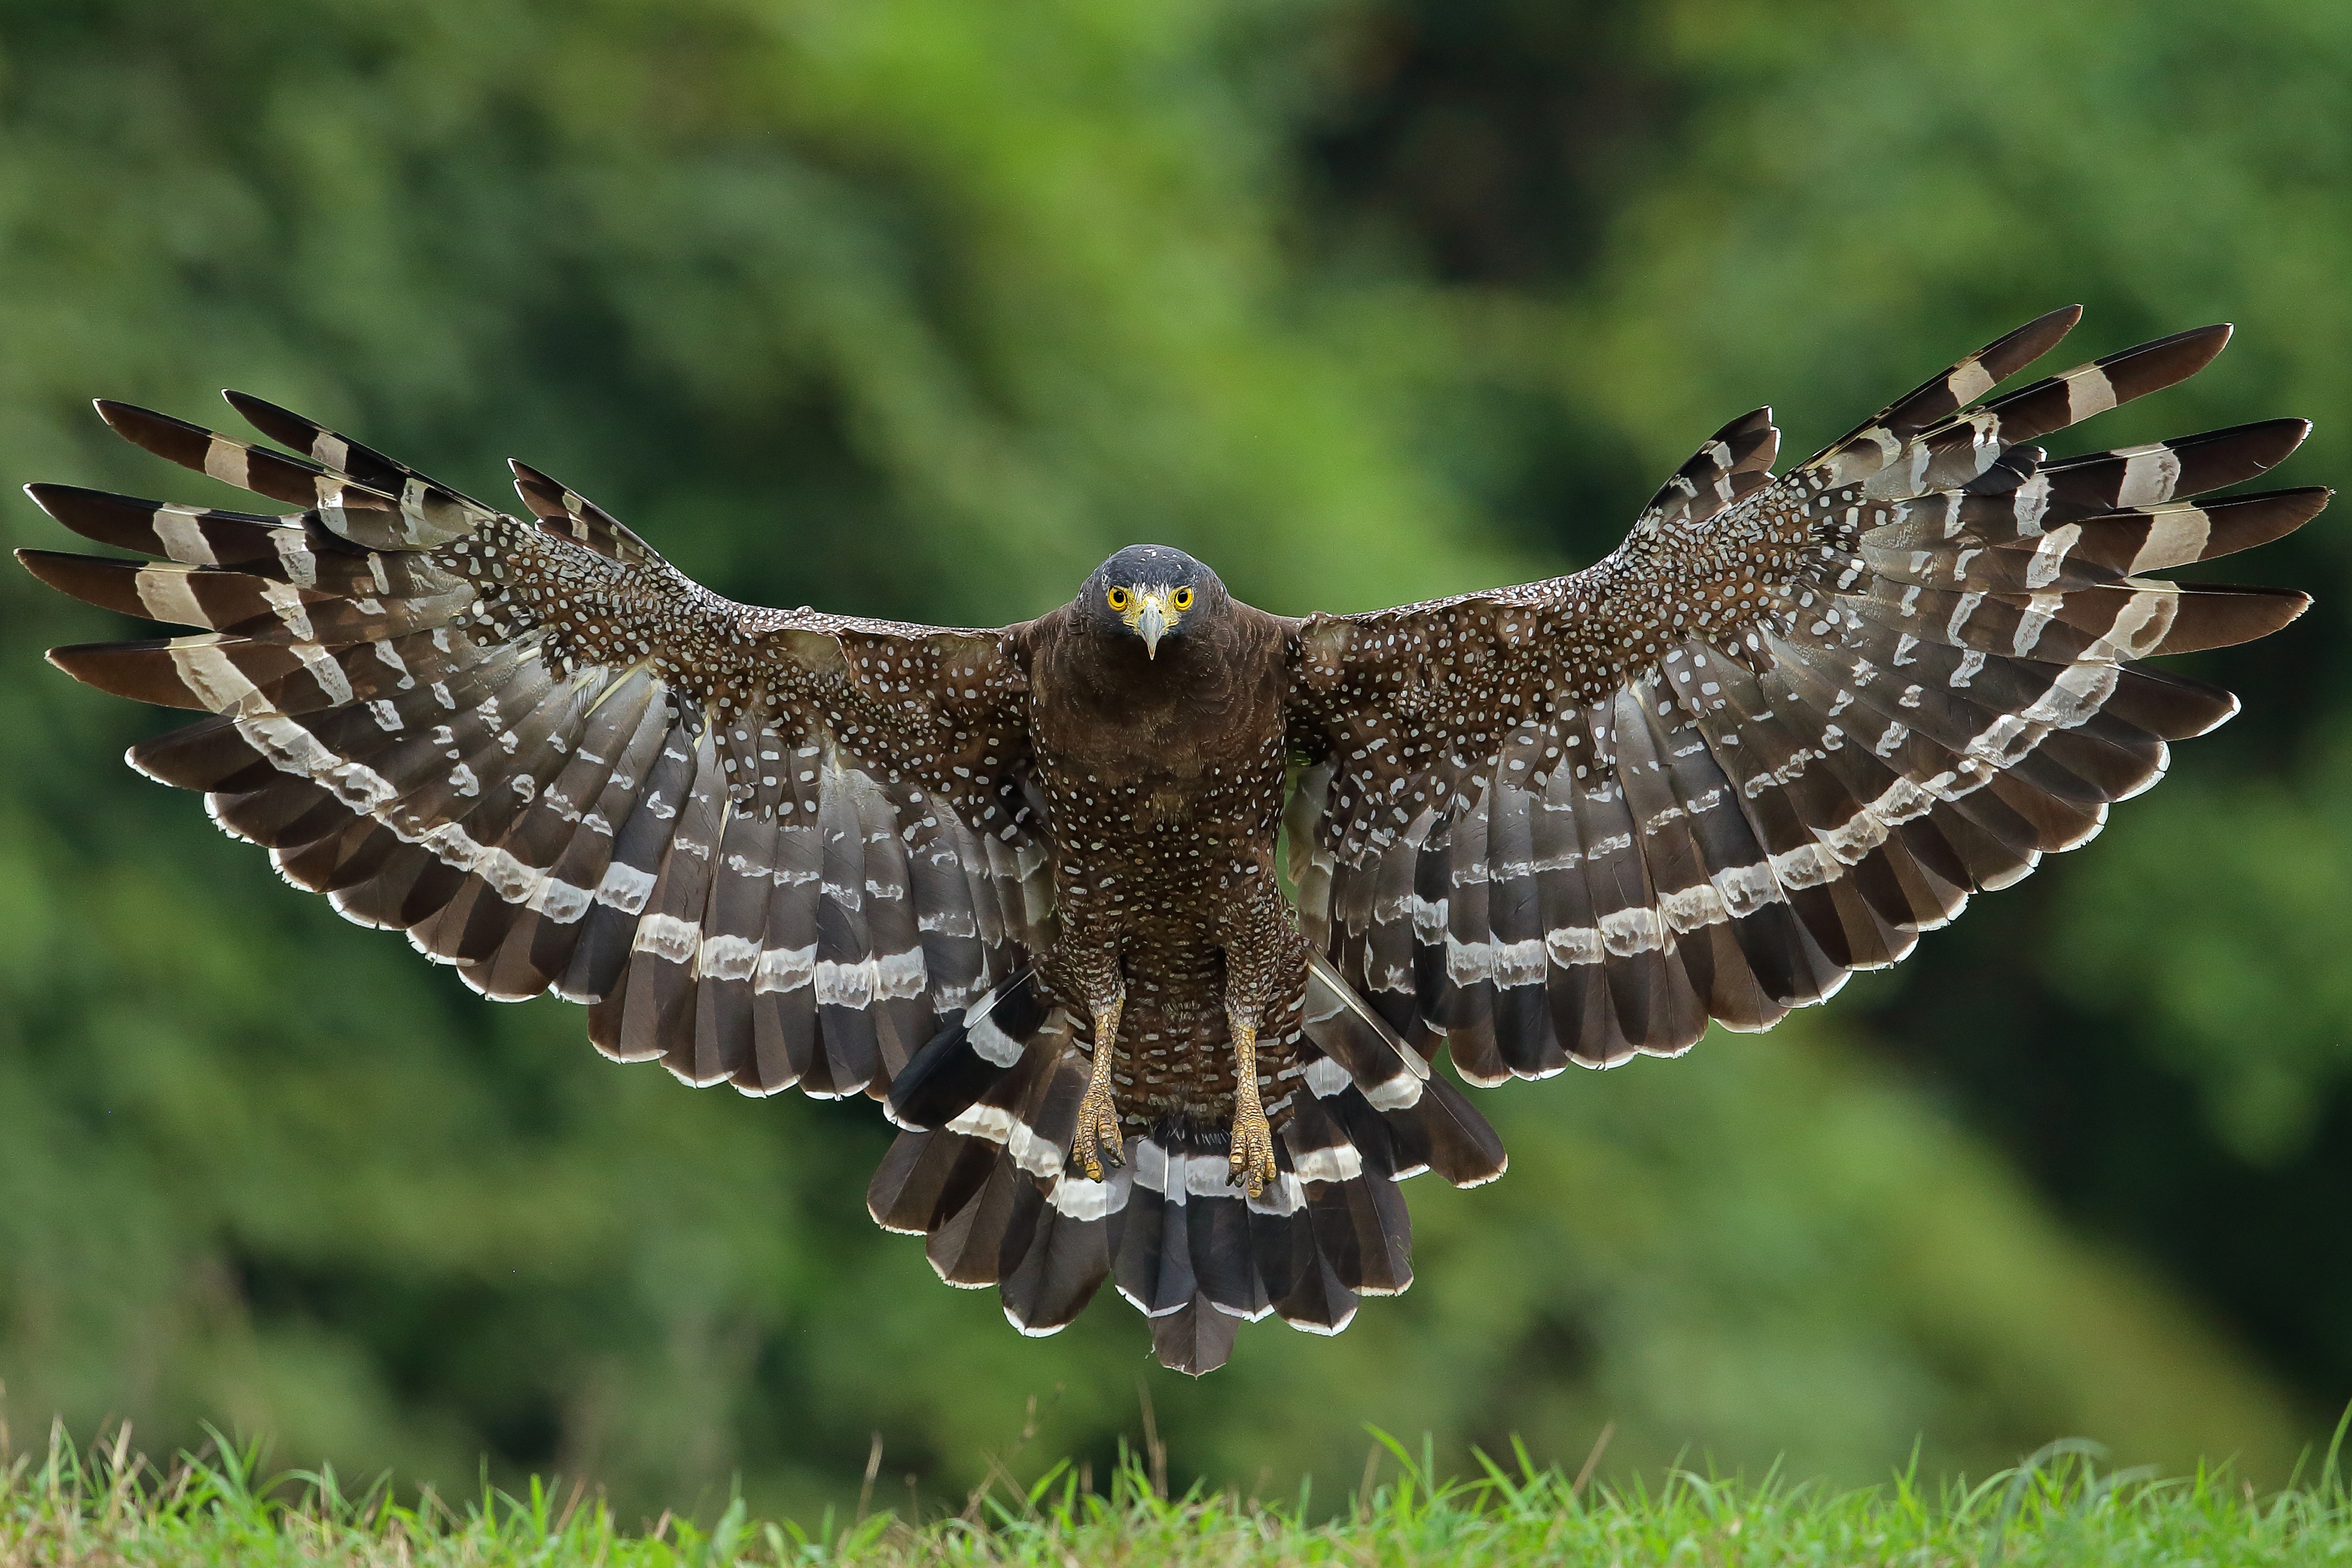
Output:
[2218,585,2313,644]
[2135,584,2314,654]
[1806,307,2090,469]
[95,398,218,470]
[2044,419,2315,514]
[227,391,499,527]
[220,389,319,455]
[2127,322,2232,391]
[1980,323,2237,448]
[2104,667,2241,741]
[1978,304,2085,383]
[506,458,656,565]
[2202,417,2319,480]
[23,483,154,549]
[47,638,181,703]
[2189,486,2333,565]
[127,715,274,791]
[95,398,335,509]
[44,640,204,709]
[1719,406,1781,478]
[2086,323,2235,395]
[15,549,139,617]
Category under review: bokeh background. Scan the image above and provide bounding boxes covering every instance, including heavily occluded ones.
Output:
[2,0,2349,1522]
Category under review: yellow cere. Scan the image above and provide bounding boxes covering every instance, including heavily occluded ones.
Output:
[1111,582,1188,644]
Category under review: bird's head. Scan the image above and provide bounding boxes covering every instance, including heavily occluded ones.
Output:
[1075,544,1223,659]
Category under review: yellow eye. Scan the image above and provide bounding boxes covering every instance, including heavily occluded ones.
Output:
[1107,587,1130,611]
[1171,586,1193,610]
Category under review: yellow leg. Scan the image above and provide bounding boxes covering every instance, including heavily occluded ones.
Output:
[1071,1000,1124,1179]
[1228,1015,1277,1200]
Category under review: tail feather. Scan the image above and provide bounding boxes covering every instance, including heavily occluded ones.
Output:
[1388,1073,1508,1186]
[867,1127,998,1238]
[865,958,1462,1373]
[1297,951,1506,1185]
[1300,953,1428,1104]
[928,1154,1030,1289]
[885,971,1051,1130]
[1149,1299,1244,1377]
[866,984,1070,1238]
[999,1184,1115,1336]
[868,1002,1071,1243]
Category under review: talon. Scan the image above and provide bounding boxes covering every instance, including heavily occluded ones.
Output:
[1229,1104,1277,1200]
[1226,1014,1278,1200]
[1071,1000,1124,1179]
[1073,1086,1124,1177]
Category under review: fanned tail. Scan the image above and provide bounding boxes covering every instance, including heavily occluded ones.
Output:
[866,958,1497,1373]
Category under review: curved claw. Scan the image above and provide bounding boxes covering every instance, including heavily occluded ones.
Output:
[1071,1000,1125,1179]
[1230,1105,1277,1200]
[1225,1011,1276,1199]
[1073,1082,1124,1178]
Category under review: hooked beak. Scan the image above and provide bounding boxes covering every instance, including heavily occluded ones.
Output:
[1136,595,1169,659]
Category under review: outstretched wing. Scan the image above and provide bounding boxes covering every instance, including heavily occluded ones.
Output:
[1283,308,2325,1083]
[18,395,1053,1103]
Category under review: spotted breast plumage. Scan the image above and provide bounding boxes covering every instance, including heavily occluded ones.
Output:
[19,308,2325,1373]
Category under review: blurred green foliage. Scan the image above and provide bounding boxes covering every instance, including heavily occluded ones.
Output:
[1,0,2346,1522]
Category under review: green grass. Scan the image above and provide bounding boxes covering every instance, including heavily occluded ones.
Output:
[7,1424,2352,1566]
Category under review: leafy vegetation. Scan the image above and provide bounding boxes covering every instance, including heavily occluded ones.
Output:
[1,0,2347,1524]
[7,1424,2352,1568]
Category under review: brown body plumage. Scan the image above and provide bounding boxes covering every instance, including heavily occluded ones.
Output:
[17,308,2327,1373]
[1023,547,1305,1181]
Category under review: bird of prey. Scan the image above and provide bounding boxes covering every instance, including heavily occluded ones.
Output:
[18,308,2324,1374]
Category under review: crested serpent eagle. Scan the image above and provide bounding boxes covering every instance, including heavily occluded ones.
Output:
[18,308,2327,1373]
